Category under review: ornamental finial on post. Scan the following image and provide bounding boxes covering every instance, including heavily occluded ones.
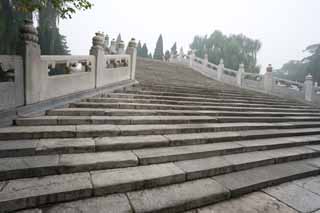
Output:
[92,32,105,49]
[20,19,39,43]
[128,38,137,48]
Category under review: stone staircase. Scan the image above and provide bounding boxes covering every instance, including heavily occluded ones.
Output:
[1,58,320,212]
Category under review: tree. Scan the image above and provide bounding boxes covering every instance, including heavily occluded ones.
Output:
[116,33,122,43]
[137,41,142,57]
[170,42,177,55]
[15,0,93,19]
[190,30,262,73]
[141,43,149,58]
[164,50,170,62]
[153,34,163,60]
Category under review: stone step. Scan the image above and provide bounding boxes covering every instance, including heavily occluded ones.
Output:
[106,92,297,105]
[3,152,320,212]
[2,122,320,140]
[112,90,290,102]
[86,97,312,109]
[15,115,320,126]
[1,131,320,158]
[47,108,320,117]
[2,136,320,181]
[125,159,320,213]
[70,102,320,113]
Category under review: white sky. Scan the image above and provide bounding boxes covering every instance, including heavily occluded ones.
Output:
[59,0,320,71]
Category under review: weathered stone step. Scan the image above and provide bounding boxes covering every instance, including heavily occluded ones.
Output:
[1,131,320,158]
[112,90,289,102]
[86,97,312,109]
[106,92,296,105]
[15,115,320,126]
[2,153,320,212]
[125,159,320,213]
[70,102,320,113]
[47,108,320,117]
[2,135,320,181]
[2,122,320,140]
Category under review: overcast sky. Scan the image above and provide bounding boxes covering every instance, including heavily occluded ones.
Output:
[59,0,320,71]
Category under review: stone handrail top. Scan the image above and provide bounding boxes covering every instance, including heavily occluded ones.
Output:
[41,55,94,61]
[273,77,304,86]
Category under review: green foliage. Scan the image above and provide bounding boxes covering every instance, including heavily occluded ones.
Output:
[137,41,149,58]
[15,0,93,19]
[190,30,262,73]
[153,34,163,60]
[164,50,170,61]
[137,41,142,57]
[275,43,320,83]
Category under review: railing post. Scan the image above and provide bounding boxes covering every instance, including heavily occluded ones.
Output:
[20,19,43,104]
[237,63,244,87]
[90,32,105,88]
[203,53,208,69]
[110,39,117,54]
[264,64,273,93]
[117,40,125,54]
[217,59,224,81]
[305,73,313,102]
[189,51,194,68]
[126,38,137,80]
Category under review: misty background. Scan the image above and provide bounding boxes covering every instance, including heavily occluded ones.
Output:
[59,0,320,72]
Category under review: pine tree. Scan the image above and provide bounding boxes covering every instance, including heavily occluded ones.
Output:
[171,42,177,55]
[137,41,142,57]
[153,34,164,60]
[116,34,122,43]
[142,43,149,58]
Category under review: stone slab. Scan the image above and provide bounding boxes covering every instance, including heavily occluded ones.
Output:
[293,175,320,196]
[127,178,230,213]
[16,116,58,126]
[59,151,138,173]
[0,172,92,212]
[0,155,59,180]
[263,147,316,163]
[76,125,120,137]
[134,142,244,165]
[95,135,169,151]
[195,191,298,213]
[175,156,232,180]
[213,160,319,197]
[263,182,320,213]
[43,193,132,213]
[36,138,95,154]
[0,139,38,157]
[91,163,185,195]
[0,126,76,140]
[16,209,42,213]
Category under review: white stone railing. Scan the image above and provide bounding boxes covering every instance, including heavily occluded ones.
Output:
[0,20,137,110]
[171,52,319,104]
[0,56,24,110]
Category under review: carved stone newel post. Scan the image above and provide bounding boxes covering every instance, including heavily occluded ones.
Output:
[264,64,273,93]
[126,38,137,80]
[217,59,224,81]
[90,32,105,88]
[305,73,313,102]
[237,63,244,88]
[20,19,42,104]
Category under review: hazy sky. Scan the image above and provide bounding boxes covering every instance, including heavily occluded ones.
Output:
[59,0,320,71]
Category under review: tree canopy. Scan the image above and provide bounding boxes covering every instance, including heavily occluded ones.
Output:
[190,30,262,73]
[15,0,93,19]
[274,43,320,83]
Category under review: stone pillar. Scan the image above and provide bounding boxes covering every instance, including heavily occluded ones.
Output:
[110,39,117,54]
[90,32,105,88]
[264,64,273,93]
[20,19,43,104]
[179,47,184,62]
[237,63,244,87]
[203,53,208,69]
[305,73,313,102]
[217,59,224,81]
[126,38,137,80]
[117,40,125,54]
[189,51,195,68]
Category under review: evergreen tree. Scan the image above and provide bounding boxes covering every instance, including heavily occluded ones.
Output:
[148,53,152,58]
[164,50,170,61]
[137,41,142,57]
[142,43,149,57]
[116,33,122,43]
[171,42,177,55]
[153,34,164,60]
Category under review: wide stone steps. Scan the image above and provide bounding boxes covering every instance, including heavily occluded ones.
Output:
[15,115,320,126]
[106,92,300,106]
[69,102,320,113]
[1,130,320,158]
[3,122,320,140]
[2,157,320,212]
[47,108,320,117]
[86,97,312,109]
